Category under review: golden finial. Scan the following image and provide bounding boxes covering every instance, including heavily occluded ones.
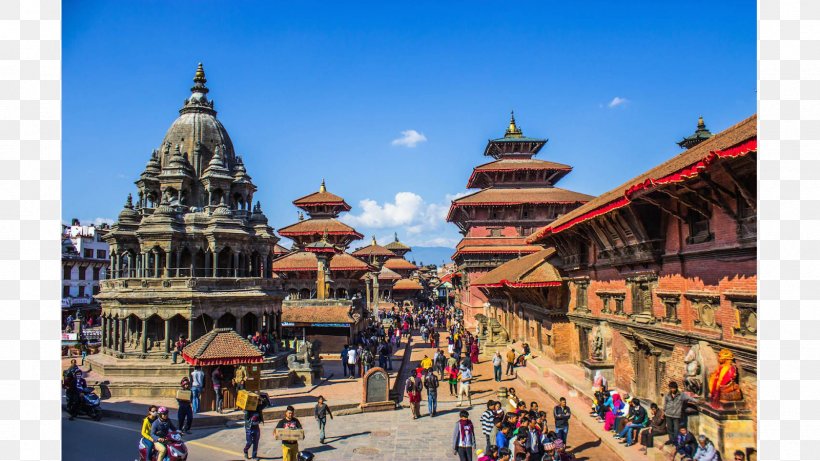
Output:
[194,62,206,83]
[321,228,329,243]
[319,178,326,193]
[697,116,705,129]
[372,235,377,246]
[505,110,523,137]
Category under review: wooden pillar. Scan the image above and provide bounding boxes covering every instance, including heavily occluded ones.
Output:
[164,318,171,353]
[141,318,148,353]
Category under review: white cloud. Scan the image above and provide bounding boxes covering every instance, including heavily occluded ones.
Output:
[342,191,464,248]
[608,97,628,108]
[391,129,427,148]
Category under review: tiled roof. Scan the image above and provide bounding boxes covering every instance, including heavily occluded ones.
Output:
[273,243,289,255]
[385,240,411,251]
[281,305,356,324]
[293,191,351,211]
[278,218,363,238]
[455,236,530,251]
[447,187,593,221]
[383,258,418,271]
[453,245,542,259]
[393,278,423,291]
[351,243,396,258]
[528,114,757,242]
[467,159,573,188]
[271,251,371,272]
[378,266,402,280]
[182,328,263,366]
[472,248,561,288]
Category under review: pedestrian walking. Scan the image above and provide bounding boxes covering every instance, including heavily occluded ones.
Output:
[446,364,459,396]
[176,377,193,433]
[457,364,473,407]
[212,366,224,414]
[406,374,422,419]
[190,366,204,414]
[314,395,333,444]
[453,409,477,461]
[554,397,571,445]
[480,400,496,453]
[243,405,263,460]
[423,368,439,417]
[341,344,350,378]
[492,351,503,382]
[506,348,516,376]
[346,345,358,379]
[275,405,302,461]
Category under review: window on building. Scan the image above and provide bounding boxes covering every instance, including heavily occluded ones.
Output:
[63,265,72,280]
[575,282,588,311]
[62,285,70,298]
[489,228,502,237]
[79,285,86,297]
[92,267,100,281]
[631,281,653,315]
[80,267,88,280]
[84,249,93,258]
[686,211,712,244]
[491,210,499,219]
[96,249,106,259]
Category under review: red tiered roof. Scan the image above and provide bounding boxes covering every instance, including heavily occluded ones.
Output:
[466,158,573,188]
[472,248,562,289]
[182,329,263,366]
[527,115,757,243]
[383,257,418,271]
[446,187,594,221]
[278,218,363,239]
[271,251,372,272]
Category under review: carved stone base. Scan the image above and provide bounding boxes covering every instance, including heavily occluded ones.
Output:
[687,401,754,458]
[292,366,323,386]
[359,401,396,413]
[581,359,615,385]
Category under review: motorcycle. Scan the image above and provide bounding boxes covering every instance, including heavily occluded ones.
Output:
[138,430,188,461]
[66,386,102,421]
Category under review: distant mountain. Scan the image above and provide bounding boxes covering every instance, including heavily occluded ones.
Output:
[405,246,454,268]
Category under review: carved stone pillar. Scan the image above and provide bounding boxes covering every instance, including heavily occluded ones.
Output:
[113,317,120,353]
[205,251,212,277]
[175,250,181,277]
[101,315,107,351]
[110,255,116,279]
[212,251,219,277]
[188,317,194,342]
[164,250,172,278]
[153,250,160,278]
[141,318,148,353]
[164,318,171,353]
[235,315,243,337]
[233,253,239,278]
[119,318,126,353]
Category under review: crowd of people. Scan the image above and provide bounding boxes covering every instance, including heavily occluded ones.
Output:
[590,373,728,460]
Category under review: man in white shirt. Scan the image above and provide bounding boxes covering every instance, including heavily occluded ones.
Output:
[347,347,358,379]
[190,366,205,413]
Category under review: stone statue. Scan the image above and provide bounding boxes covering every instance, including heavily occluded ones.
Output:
[708,348,743,407]
[591,328,604,361]
[287,339,322,370]
[683,344,704,396]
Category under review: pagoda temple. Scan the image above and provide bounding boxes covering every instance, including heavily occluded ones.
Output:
[271,181,373,349]
[94,64,284,365]
[447,112,593,326]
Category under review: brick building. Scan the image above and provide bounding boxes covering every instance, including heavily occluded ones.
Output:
[478,115,757,458]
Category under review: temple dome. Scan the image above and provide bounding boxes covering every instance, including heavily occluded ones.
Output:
[157,63,236,177]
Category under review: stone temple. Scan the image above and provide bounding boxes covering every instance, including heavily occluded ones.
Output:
[91,64,285,394]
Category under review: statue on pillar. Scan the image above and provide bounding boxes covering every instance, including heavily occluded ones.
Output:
[683,344,704,396]
[591,327,604,361]
[708,348,743,407]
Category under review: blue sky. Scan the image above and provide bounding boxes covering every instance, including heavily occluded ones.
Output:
[63,1,756,264]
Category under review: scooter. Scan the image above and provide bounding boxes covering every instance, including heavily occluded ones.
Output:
[66,386,102,421]
[138,430,188,461]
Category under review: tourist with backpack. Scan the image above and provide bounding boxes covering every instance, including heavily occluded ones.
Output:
[406,374,422,419]
[453,409,477,461]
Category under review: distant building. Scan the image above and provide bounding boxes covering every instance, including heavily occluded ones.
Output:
[62,219,109,301]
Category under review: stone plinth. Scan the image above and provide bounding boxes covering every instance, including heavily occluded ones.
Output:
[360,367,394,412]
[292,366,323,386]
[581,359,614,384]
[687,400,755,458]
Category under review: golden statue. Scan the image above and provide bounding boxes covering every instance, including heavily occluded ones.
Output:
[708,349,743,406]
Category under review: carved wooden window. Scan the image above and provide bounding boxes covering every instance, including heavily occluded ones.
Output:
[631,282,653,315]
[657,292,681,324]
[489,228,502,237]
[614,296,625,315]
[733,302,757,337]
[575,282,588,312]
[686,293,721,330]
[601,296,611,314]
[686,206,713,244]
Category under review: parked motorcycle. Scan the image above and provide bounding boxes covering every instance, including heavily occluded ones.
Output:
[138,430,188,461]
[66,386,102,421]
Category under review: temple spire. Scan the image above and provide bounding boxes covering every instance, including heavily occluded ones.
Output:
[394,232,399,242]
[372,235,377,246]
[191,62,209,94]
[125,193,133,209]
[319,178,326,193]
[505,110,523,138]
